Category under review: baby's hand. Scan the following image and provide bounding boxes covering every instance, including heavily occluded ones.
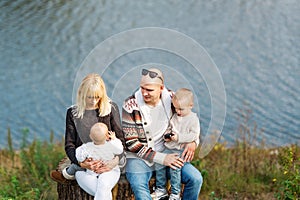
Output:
[106,131,116,141]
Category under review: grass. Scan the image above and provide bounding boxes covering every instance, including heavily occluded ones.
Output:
[192,107,300,200]
[0,128,65,200]
[0,110,299,199]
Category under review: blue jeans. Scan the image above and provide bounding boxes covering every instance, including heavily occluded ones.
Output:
[126,158,203,200]
[66,163,84,175]
[155,149,182,195]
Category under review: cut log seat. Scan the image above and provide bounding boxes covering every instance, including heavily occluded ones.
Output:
[54,157,156,200]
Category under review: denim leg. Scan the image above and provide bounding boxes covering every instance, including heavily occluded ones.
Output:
[170,166,181,195]
[181,162,203,200]
[66,163,84,175]
[155,163,167,189]
[125,158,153,200]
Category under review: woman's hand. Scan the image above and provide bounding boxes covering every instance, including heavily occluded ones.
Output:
[94,163,111,174]
[80,155,119,174]
[163,153,184,170]
[181,142,196,162]
[106,155,119,168]
[80,158,105,172]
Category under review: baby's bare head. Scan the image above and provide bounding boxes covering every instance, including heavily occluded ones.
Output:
[89,122,108,144]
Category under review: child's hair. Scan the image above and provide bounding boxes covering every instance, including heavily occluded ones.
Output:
[90,122,108,143]
[75,74,111,118]
[173,88,194,107]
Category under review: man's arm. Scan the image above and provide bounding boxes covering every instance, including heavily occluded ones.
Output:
[122,97,163,163]
[122,99,149,157]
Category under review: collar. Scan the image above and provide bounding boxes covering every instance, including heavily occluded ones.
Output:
[135,87,172,123]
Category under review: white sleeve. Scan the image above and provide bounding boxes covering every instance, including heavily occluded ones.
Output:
[75,144,88,162]
[109,138,124,155]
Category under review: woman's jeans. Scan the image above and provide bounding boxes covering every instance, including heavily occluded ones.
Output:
[125,158,203,200]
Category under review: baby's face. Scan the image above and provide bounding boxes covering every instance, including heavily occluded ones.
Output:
[172,98,192,117]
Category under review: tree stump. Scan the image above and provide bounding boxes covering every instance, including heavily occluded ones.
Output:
[55,157,155,200]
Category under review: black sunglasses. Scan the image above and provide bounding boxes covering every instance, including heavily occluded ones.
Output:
[142,69,163,82]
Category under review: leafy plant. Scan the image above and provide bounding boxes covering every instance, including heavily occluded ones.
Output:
[0,128,65,200]
[276,145,300,200]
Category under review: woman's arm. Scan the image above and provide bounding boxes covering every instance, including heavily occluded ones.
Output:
[64,108,81,165]
[110,102,125,147]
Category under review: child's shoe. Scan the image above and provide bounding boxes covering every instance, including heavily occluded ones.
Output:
[151,188,168,200]
[169,193,181,200]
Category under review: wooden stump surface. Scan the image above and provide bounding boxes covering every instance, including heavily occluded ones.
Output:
[55,157,155,200]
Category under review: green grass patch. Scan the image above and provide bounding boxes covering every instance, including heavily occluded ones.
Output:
[0,108,299,199]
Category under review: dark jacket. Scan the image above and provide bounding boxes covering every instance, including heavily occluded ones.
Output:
[64,102,124,165]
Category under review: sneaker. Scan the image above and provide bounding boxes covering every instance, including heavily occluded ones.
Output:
[50,170,67,184]
[169,193,181,200]
[151,188,168,200]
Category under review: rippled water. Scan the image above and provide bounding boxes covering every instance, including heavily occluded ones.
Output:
[0,0,299,148]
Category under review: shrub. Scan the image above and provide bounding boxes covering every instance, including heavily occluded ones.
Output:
[276,145,300,200]
[0,128,65,200]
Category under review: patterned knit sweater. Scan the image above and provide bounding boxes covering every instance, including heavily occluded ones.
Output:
[122,88,173,166]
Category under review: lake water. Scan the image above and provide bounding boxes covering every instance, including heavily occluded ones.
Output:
[0,0,299,149]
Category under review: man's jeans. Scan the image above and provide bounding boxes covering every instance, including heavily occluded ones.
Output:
[125,158,203,200]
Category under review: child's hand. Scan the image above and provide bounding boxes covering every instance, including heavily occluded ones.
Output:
[164,132,178,142]
[171,132,178,141]
[106,131,116,141]
[164,133,173,142]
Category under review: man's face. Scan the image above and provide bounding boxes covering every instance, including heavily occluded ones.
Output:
[140,84,163,106]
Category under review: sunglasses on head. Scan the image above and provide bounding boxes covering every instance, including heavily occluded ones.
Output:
[142,69,163,82]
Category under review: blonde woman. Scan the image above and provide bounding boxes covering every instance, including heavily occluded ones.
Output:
[51,73,125,187]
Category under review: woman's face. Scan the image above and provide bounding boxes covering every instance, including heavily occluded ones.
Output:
[85,95,100,110]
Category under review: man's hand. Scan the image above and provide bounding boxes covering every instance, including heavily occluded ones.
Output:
[181,142,196,162]
[163,153,184,170]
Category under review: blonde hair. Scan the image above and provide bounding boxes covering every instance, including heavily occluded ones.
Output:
[173,88,194,107]
[75,73,111,118]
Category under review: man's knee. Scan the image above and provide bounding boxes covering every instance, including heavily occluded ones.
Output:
[189,169,202,185]
[193,171,203,186]
[126,173,146,186]
[181,164,203,185]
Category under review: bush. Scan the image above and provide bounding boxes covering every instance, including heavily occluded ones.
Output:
[0,128,65,200]
[276,145,300,200]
